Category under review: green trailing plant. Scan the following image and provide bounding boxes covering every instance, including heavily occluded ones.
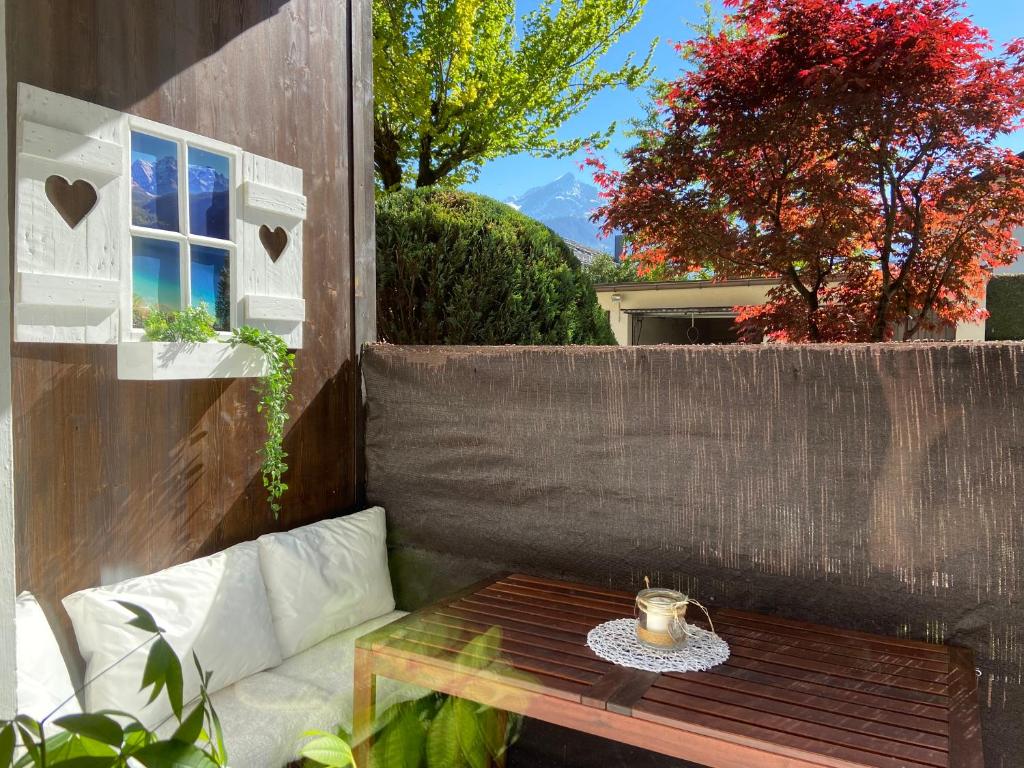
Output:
[142,305,218,343]
[228,326,296,517]
[1,603,228,768]
[135,305,296,517]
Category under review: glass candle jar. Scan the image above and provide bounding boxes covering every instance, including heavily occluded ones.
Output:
[636,587,690,650]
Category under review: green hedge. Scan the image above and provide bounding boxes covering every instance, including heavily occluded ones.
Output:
[376,187,616,345]
[986,274,1024,341]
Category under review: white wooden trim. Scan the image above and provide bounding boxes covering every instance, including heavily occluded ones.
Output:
[244,294,305,322]
[0,3,18,720]
[18,272,120,309]
[117,341,269,380]
[242,180,307,222]
[239,153,305,348]
[15,83,127,344]
[19,120,121,182]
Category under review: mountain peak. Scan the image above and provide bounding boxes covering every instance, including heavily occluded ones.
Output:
[503,173,609,254]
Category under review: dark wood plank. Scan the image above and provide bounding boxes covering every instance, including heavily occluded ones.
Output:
[582,666,660,715]
[697,663,949,723]
[716,653,949,708]
[946,646,983,768]
[646,679,948,752]
[634,699,941,768]
[658,669,949,736]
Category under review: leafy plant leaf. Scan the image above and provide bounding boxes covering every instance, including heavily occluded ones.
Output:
[114,601,163,634]
[171,704,206,746]
[425,699,465,768]
[132,741,220,768]
[454,627,503,671]
[141,637,184,720]
[371,703,425,768]
[453,698,490,768]
[298,731,355,768]
[52,714,124,747]
[0,724,15,768]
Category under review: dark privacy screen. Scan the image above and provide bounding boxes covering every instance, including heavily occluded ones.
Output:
[364,343,1024,767]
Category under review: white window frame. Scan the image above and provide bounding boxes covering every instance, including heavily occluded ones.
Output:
[123,116,242,342]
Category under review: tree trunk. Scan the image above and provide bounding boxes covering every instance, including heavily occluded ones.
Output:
[374,121,404,190]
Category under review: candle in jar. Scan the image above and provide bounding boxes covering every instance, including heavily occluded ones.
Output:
[644,596,674,633]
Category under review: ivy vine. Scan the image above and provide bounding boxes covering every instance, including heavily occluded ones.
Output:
[228,326,296,517]
[138,307,295,518]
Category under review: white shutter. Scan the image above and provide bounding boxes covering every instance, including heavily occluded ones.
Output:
[239,153,306,348]
[14,84,127,344]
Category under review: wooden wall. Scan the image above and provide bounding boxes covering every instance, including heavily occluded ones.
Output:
[5,0,374,657]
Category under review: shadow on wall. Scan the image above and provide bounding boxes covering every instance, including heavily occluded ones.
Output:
[363,342,1024,768]
[6,0,291,113]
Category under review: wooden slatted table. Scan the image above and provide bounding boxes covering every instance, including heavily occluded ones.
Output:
[353,574,983,768]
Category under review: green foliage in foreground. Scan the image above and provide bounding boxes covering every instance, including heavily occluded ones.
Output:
[1,603,228,768]
[142,305,218,343]
[376,188,616,345]
[985,274,1024,341]
[228,327,296,517]
[301,628,522,768]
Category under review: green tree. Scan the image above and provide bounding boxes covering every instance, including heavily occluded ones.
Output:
[376,188,616,344]
[373,0,653,189]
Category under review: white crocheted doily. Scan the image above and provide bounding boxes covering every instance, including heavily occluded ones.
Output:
[587,618,730,673]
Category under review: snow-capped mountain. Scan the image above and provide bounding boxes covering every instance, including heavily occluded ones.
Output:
[505,173,610,253]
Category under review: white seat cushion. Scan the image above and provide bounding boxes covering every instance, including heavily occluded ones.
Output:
[157,611,424,768]
[257,507,396,658]
[15,592,80,722]
[63,541,283,729]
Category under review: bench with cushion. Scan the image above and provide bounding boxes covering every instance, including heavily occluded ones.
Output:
[15,507,420,768]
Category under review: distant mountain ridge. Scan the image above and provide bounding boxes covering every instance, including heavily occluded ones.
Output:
[131,158,228,231]
[505,173,610,254]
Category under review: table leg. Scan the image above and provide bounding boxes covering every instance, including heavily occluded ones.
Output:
[353,647,376,768]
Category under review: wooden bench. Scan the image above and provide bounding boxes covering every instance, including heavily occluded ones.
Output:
[354,573,983,768]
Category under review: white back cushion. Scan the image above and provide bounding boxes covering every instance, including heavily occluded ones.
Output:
[258,507,395,658]
[15,592,80,722]
[62,541,282,729]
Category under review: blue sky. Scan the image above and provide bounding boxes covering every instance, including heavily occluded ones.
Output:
[464,0,1024,201]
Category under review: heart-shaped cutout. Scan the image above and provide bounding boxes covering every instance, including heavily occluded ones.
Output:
[259,225,288,262]
[45,175,98,229]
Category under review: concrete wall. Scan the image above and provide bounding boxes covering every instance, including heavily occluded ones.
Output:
[596,280,987,343]
[364,343,1024,767]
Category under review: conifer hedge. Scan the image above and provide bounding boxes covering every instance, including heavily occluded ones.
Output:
[376,188,616,345]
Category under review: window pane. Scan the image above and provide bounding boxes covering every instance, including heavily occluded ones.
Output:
[190,245,231,331]
[131,132,179,231]
[132,237,181,327]
[188,147,230,240]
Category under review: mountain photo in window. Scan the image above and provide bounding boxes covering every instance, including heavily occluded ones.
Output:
[188,147,230,240]
[131,132,180,232]
[132,237,181,327]
[190,244,231,330]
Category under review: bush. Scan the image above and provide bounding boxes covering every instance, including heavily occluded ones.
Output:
[376,188,616,344]
[986,275,1024,341]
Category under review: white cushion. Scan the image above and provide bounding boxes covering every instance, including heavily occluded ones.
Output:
[15,592,80,722]
[155,611,421,768]
[63,541,283,729]
[257,507,396,658]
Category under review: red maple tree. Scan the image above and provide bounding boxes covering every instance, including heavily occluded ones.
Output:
[591,0,1024,342]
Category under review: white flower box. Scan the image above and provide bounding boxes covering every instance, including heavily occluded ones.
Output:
[116,341,268,381]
